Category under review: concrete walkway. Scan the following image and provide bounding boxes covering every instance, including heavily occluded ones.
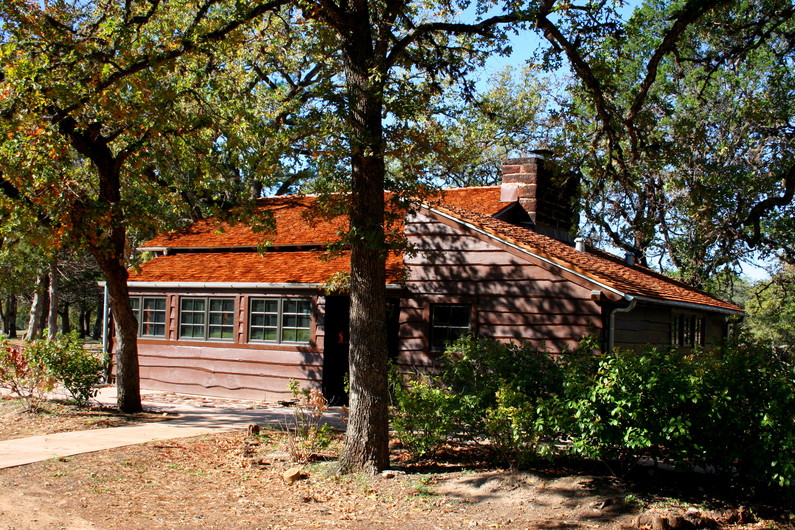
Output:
[0,387,345,469]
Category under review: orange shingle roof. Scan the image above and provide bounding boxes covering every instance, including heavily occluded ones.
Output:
[129,251,404,285]
[134,185,740,313]
[141,187,507,250]
[431,204,742,313]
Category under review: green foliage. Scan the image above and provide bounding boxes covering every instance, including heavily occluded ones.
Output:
[284,379,335,464]
[560,347,698,466]
[0,341,56,411]
[442,336,564,465]
[390,337,566,465]
[391,335,795,488]
[25,331,103,406]
[389,367,455,459]
[560,340,795,488]
[745,266,795,350]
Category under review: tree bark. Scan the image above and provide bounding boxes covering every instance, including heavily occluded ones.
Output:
[92,301,102,340]
[336,1,390,474]
[47,258,59,339]
[25,275,46,340]
[59,302,71,335]
[38,274,50,337]
[3,295,16,338]
[96,255,141,413]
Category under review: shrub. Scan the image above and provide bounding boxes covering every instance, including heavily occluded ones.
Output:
[0,340,56,411]
[389,367,455,459]
[283,379,335,463]
[560,340,795,488]
[560,346,697,468]
[687,340,795,487]
[390,336,566,465]
[25,331,103,406]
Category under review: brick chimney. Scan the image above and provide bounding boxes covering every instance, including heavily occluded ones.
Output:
[500,152,580,242]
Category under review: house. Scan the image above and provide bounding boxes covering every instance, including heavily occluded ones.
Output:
[122,156,744,403]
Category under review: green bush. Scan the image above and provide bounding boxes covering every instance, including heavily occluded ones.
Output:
[686,340,795,488]
[560,340,795,488]
[389,367,455,459]
[560,347,697,467]
[390,337,567,464]
[26,331,103,406]
[442,336,565,465]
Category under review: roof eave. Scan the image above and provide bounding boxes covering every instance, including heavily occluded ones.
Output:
[628,295,745,316]
[100,281,404,290]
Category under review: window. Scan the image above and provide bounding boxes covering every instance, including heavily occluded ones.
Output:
[430,303,471,351]
[179,297,235,341]
[129,296,166,338]
[249,298,311,343]
[671,314,705,347]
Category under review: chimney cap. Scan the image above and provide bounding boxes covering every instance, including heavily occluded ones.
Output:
[529,147,554,159]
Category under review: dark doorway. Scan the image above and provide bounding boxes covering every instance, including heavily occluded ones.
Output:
[322,296,402,406]
[323,296,350,405]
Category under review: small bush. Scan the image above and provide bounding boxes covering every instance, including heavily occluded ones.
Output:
[25,331,103,406]
[0,340,55,411]
[284,379,335,463]
[390,337,567,465]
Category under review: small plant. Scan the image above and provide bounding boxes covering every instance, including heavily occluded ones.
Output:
[0,340,56,411]
[283,379,335,463]
[26,331,103,406]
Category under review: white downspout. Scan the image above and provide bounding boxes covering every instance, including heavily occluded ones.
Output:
[608,295,637,352]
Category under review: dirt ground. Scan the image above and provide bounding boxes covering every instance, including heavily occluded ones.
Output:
[0,397,790,529]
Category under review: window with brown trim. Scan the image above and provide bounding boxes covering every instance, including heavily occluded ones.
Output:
[430,303,471,351]
[179,297,235,341]
[671,314,705,347]
[129,296,166,338]
[249,298,311,344]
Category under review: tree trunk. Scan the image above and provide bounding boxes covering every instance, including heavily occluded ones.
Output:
[336,5,390,474]
[97,256,141,413]
[92,300,102,340]
[48,258,59,339]
[38,274,50,337]
[26,275,47,340]
[55,112,142,413]
[4,295,17,338]
[79,309,91,338]
[60,302,71,335]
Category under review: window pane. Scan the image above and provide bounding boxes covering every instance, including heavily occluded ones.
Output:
[180,298,207,340]
[140,297,167,338]
[249,298,280,342]
[281,298,311,343]
[431,304,471,350]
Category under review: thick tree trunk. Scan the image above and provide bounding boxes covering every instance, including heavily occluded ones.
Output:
[102,261,141,413]
[56,112,142,412]
[48,258,59,339]
[337,4,390,474]
[26,275,47,340]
